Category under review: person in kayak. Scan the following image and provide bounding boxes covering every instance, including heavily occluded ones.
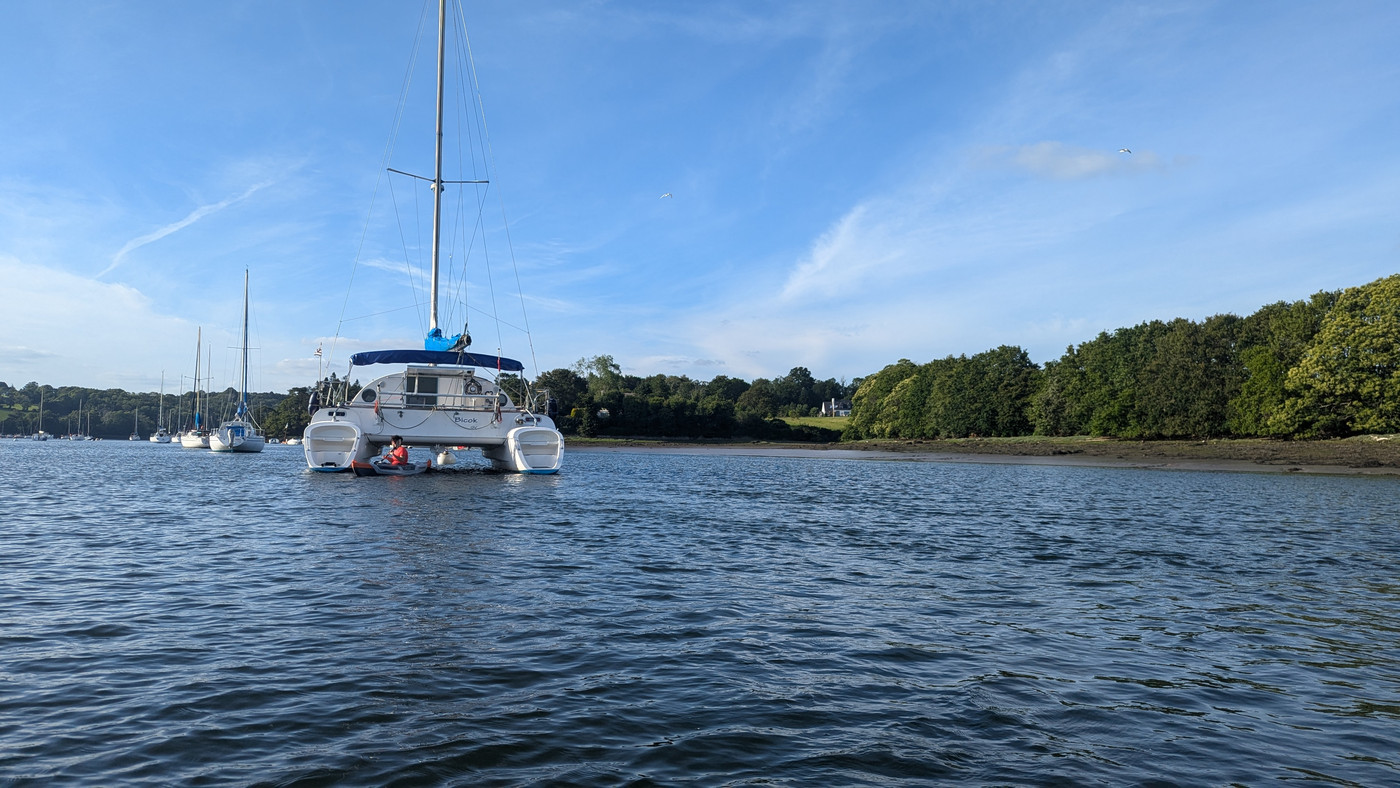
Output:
[384,435,409,465]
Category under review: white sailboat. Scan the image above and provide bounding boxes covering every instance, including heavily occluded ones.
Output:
[150,372,172,443]
[31,389,49,440]
[68,399,93,440]
[301,0,562,474]
[180,328,211,448]
[128,409,140,440]
[210,270,266,453]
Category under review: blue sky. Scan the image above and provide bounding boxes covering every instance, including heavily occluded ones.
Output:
[3,1,1398,395]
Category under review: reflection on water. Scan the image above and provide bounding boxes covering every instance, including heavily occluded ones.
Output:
[1,439,1397,785]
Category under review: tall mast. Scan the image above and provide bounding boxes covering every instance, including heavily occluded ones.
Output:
[429,0,446,333]
[240,269,250,418]
[194,326,202,429]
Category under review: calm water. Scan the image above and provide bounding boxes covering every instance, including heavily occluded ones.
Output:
[1,440,1397,786]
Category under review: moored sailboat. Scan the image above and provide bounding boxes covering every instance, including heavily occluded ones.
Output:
[31,389,49,441]
[150,372,172,443]
[180,328,211,448]
[68,400,92,440]
[210,270,266,454]
[301,0,562,474]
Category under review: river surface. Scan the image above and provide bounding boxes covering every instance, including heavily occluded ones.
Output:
[1,439,1397,786]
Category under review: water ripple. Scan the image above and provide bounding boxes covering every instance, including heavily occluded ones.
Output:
[0,441,1397,785]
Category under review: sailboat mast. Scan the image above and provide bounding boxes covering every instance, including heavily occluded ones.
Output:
[194,327,202,429]
[240,269,250,417]
[429,0,446,333]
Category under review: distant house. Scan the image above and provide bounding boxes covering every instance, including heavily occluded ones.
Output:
[821,398,852,417]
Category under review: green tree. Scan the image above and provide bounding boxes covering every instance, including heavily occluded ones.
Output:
[262,387,314,439]
[705,375,750,402]
[1227,292,1337,435]
[535,368,587,421]
[845,359,918,439]
[773,366,818,416]
[1031,352,1081,436]
[969,345,1040,437]
[573,355,624,397]
[1273,275,1400,436]
[1137,316,1241,438]
[735,379,777,422]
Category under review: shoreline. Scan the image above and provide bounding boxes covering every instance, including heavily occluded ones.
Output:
[568,436,1400,477]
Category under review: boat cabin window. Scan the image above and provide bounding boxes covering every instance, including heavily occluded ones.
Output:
[406,374,438,407]
[360,388,376,403]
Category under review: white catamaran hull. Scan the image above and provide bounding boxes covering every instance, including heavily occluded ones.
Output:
[304,407,562,473]
[302,361,562,474]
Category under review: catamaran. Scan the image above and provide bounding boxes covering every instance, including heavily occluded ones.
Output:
[302,0,562,474]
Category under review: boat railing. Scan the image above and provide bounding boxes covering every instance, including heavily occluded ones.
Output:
[371,389,513,412]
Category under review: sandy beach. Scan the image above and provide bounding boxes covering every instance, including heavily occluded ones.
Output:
[570,435,1400,476]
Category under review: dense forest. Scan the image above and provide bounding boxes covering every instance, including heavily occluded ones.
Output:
[521,358,855,442]
[8,274,1398,443]
[846,274,1400,440]
[0,383,302,440]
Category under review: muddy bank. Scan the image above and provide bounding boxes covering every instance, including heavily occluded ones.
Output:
[569,435,1400,476]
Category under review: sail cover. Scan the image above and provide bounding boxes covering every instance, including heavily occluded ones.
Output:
[349,349,525,372]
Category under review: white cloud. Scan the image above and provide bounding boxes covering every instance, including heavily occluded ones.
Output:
[98,179,274,277]
[780,204,892,301]
[980,142,1164,180]
[0,255,193,389]
[0,255,333,394]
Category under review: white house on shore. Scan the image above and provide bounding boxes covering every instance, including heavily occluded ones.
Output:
[821,398,852,417]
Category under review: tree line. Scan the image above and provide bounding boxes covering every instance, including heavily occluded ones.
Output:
[0,382,292,439]
[846,274,1400,441]
[12,274,1396,443]
[527,357,856,442]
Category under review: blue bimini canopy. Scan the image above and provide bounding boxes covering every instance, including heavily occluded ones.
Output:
[349,349,525,372]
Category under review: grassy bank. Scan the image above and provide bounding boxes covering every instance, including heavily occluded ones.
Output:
[781,415,850,431]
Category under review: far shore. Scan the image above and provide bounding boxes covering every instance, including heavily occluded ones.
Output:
[567,435,1400,477]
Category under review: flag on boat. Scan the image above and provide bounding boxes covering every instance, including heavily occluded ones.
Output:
[314,344,322,358]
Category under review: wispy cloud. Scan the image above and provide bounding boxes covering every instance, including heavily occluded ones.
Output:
[357,255,416,277]
[980,142,1164,180]
[0,345,57,366]
[780,204,899,301]
[98,179,274,278]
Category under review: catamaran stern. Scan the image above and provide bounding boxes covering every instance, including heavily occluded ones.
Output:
[482,425,564,474]
[303,419,367,472]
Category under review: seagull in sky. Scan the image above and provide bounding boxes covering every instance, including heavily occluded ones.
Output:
[660,192,673,198]
[1118,148,1131,154]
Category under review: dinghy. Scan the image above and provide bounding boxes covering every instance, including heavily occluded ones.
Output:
[350,459,432,477]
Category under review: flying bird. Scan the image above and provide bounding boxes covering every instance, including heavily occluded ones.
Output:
[1118,148,1131,154]
[660,192,673,199]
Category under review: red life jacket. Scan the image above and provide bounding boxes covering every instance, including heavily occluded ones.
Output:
[387,445,409,465]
